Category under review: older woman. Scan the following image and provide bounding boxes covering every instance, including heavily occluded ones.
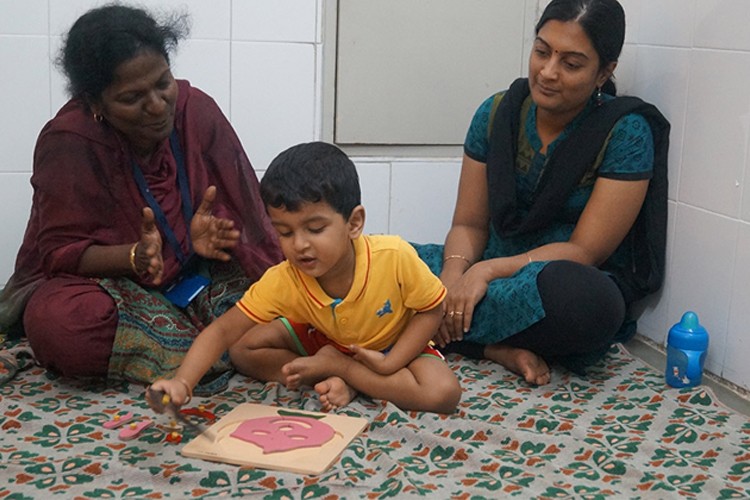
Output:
[0,5,282,392]
[417,0,669,385]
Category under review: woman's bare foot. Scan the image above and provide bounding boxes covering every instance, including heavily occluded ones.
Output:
[281,345,347,390]
[484,344,551,385]
[314,376,357,411]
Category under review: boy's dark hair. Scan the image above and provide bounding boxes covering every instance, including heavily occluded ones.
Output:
[261,142,362,218]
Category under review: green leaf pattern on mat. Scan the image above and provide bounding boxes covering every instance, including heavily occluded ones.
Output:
[0,342,748,498]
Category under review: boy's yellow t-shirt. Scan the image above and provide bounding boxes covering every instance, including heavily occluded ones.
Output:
[237,234,446,351]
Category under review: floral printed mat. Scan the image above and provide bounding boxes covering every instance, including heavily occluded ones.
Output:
[1,341,749,499]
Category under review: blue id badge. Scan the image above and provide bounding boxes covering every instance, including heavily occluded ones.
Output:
[163,273,210,308]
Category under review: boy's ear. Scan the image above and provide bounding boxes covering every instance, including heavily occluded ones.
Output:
[347,205,366,239]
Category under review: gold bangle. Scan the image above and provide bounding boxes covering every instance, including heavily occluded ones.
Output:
[129,242,139,274]
[443,254,471,266]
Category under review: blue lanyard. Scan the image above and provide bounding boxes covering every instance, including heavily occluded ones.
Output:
[131,130,193,264]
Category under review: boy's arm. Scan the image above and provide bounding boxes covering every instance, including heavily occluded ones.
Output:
[351,305,442,375]
[149,306,256,407]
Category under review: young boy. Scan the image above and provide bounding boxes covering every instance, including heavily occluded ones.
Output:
[149,142,461,414]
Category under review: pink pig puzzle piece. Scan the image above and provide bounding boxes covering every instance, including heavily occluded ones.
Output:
[230,415,335,453]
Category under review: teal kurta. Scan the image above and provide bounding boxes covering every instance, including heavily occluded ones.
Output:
[414,90,655,345]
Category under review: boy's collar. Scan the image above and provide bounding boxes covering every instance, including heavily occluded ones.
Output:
[294,235,370,307]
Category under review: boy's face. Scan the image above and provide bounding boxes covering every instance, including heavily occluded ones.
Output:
[267,201,365,284]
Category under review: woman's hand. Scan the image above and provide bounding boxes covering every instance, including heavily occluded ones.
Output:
[190,186,240,261]
[434,262,491,347]
[136,207,164,285]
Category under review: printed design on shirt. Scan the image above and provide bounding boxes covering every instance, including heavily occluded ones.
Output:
[376,299,393,318]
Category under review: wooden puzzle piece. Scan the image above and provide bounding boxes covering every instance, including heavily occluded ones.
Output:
[165,430,183,444]
[146,388,214,439]
[103,412,134,429]
[181,405,216,421]
[162,419,184,432]
[118,419,153,440]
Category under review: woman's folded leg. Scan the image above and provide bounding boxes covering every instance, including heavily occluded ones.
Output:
[24,276,117,377]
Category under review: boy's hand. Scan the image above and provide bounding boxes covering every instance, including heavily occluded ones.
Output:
[350,345,397,375]
[147,378,192,412]
[146,382,217,441]
[432,319,452,348]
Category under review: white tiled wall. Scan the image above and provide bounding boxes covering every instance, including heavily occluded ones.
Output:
[667,205,737,376]
[726,223,750,386]
[0,36,50,174]
[621,1,750,392]
[680,50,750,217]
[632,46,690,201]
[354,162,391,236]
[230,41,317,170]
[388,161,461,244]
[1,0,750,392]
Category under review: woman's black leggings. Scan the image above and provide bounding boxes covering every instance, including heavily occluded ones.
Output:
[443,260,626,360]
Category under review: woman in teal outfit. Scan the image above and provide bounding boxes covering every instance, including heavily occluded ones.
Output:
[415,0,669,385]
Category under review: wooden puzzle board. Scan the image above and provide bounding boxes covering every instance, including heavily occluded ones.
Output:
[181,403,369,475]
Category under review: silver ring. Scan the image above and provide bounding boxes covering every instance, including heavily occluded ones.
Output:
[447,311,455,317]
[454,311,464,316]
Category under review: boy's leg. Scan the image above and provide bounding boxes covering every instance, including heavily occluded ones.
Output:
[284,345,461,414]
[229,319,300,384]
[231,320,348,392]
[276,325,359,393]
[403,356,461,413]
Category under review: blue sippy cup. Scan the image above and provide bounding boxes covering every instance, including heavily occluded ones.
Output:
[665,311,709,388]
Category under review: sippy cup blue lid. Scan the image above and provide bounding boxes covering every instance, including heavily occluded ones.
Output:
[668,311,709,350]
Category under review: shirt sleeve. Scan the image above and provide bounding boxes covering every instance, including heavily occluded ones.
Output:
[236,263,287,323]
[463,94,498,163]
[598,113,655,180]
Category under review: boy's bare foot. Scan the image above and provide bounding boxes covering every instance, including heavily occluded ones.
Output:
[281,345,346,389]
[314,376,357,411]
[484,344,551,385]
